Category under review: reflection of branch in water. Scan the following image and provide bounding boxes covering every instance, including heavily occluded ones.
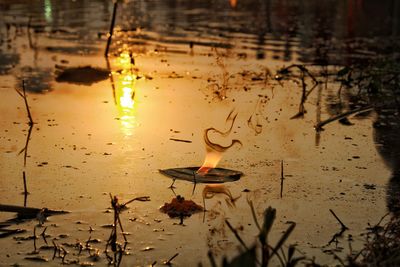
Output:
[16,81,35,164]
[292,71,319,119]
[248,95,269,135]
[315,82,323,146]
[27,16,34,50]
[212,47,230,100]
[18,124,33,167]
[22,171,29,207]
[276,64,319,119]
[106,58,117,105]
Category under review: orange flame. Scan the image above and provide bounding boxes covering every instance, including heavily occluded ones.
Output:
[197,109,242,174]
[197,147,222,174]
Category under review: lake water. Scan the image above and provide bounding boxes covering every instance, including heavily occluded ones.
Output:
[0,1,399,266]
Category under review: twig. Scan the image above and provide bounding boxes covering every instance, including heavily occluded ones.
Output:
[164,252,179,265]
[16,81,34,126]
[330,209,348,231]
[40,227,48,244]
[328,209,349,245]
[192,171,197,196]
[169,138,192,143]
[61,246,67,264]
[277,64,319,119]
[207,250,218,267]
[117,214,127,242]
[315,105,373,131]
[33,226,37,252]
[106,193,130,265]
[52,240,58,260]
[22,171,29,195]
[121,196,150,208]
[23,192,28,208]
[280,160,284,198]
[247,199,261,231]
[225,219,249,251]
[315,81,323,146]
[18,123,33,167]
[105,1,118,57]
[16,81,35,167]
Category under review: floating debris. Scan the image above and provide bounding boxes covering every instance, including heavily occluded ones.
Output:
[79,262,94,266]
[141,246,154,252]
[169,138,192,143]
[363,184,377,190]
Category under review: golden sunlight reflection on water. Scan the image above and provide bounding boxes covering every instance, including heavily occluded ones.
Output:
[114,50,138,137]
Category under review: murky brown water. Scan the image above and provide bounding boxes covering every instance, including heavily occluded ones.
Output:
[0,1,399,266]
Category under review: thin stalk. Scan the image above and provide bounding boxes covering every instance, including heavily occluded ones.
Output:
[105,1,118,57]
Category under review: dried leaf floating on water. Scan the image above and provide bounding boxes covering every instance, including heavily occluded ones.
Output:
[55,66,109,85]
[160,195,203,218]
[159,167,242,183]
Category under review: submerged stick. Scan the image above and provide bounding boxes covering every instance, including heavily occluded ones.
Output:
[105,1,118,57]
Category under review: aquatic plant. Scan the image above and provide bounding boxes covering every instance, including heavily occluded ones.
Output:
[205,204,304,267]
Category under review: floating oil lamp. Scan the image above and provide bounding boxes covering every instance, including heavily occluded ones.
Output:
[160,109,243,185]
